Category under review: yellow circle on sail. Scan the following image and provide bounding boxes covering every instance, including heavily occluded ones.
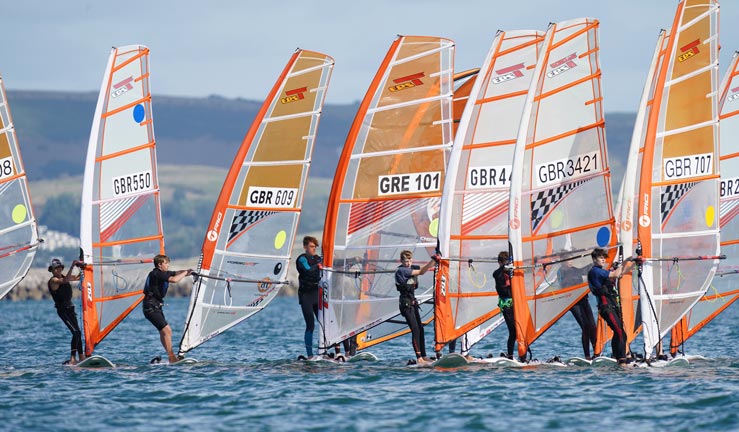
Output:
[705,205,715,228]
[429,218,439,238]
[12,204,27,224]
[274,230,287,249]
[551,209,564,229]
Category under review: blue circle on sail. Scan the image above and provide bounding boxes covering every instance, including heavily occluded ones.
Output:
[596,227,611,247]
[133,104,145,123]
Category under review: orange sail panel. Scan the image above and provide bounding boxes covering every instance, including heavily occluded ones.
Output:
[507,18,617,360]
[178,50,334,354]
[80,45,165,356]
[0,75,39,300]
[434,30,545,354]
[319,36,454,352]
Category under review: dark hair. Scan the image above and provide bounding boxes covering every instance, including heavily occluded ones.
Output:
[400,250,413,261]
[590,248,608,259]
[497,251,509,263]
[303,236,319,247]
[153,255,170,267]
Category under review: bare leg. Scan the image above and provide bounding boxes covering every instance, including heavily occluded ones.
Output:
[159,325,178,363]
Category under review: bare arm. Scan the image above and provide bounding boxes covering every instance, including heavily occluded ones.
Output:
[168,269,193,283]
[411,258,437,276]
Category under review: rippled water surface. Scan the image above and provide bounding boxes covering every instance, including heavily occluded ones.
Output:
[2,296,738,431]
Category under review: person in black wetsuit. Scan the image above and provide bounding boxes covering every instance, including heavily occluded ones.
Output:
[492,251,518,360]
[48,258,86,365]
[395,250,436,365]
[143,254,192,363]
[296,236,324,359]
[587,248,637,364]
[558,259,597,359]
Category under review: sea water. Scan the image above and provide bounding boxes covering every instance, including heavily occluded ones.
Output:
[1,296,738,431]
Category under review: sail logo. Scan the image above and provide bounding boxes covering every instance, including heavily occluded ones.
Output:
[639,193,650,227]
[678,39,701,62]
[439,274,446,297]
[257,278,273,293]
[621,199,633,232]
[378,171,440,196]
[281,86,308,104]
[492,63,525,84]
[112,77,134,98]
[86,282,93,302]
[510,197,520,229]
[207,212,223,242]
[547,53,577,78]
[388,72,424,92]
[663,153,712,180]
[467,165,512,189]
[535,151,599,186]
[247,186,297,208]
[729,87,739,102]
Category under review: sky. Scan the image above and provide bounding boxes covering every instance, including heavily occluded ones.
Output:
[2,0,737,112]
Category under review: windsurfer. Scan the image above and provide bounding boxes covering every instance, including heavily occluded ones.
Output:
[493,251,518,361]
[48,258,86,365]
[587,248,637,364]
[297,236,323,360]
[396,250,437,364]
[558,260,597,359]
[143,254,192,364]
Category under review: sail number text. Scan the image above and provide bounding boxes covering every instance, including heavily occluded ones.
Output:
[721,176,739,198]
[378,171,440,196]
[467,165,511,189]
[247,186,298,208]
[112,170,152,196]
[0,156,15,179]
[535,151,598,186]
[663,153,712,180]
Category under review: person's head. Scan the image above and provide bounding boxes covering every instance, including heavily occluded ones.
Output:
[153,254,171,270]
[303,236,319,255]
[48,258,64,273]
[400,250,413,267]
[497,251,509,265]
[590,248,608,266]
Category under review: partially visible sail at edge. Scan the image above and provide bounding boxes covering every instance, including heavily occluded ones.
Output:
[434,30,545,354]
[319,36,455,353]
[80,45,165,356]
[178,49,334,355]
[508,18,617,360]
[0,75,39,300]
[631,0,720,359]
[670,50,738,355]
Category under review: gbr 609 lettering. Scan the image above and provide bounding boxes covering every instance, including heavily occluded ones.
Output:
[112,170,152,196]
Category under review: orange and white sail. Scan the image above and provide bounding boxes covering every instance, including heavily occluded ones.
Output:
[178,50,334,354]
[434,30,545,354]
[597,30,669,356]
[0,75,39,300]
[80,45,165,356]
[319,36,454,352]
[670,49,737,355]
[626,0,720,359]
[507,18,617,360]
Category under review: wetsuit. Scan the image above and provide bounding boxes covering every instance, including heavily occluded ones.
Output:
[559,264,596,357]
[587,264,626,361]
[143,268,175,331]
[48,279,83,358]
[396,265,427,359]
[297,253,322,357]
[493,265,516,358]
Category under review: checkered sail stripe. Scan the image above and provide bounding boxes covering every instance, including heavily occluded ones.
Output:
[660,182,695,224]
[229,210,276,242]
[531,179,588,231]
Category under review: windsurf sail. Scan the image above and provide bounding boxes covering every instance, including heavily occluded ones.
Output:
[80,45,165,356]
[627,0,720,359]
[597,30,669,356]
[319,36,454,353]
[507,18,617,360]
[178,49,334,354]
[434,30,545,354]
[670,49,737,355]
[0,75,39,300]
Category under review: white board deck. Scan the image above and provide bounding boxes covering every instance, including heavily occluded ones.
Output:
[75,355,115,368]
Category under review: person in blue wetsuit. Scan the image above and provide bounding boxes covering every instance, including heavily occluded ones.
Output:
[143,254,192,364]
[296,236,323,360]
[492,251,517,360]
[395,250,436,365]
[558,259,597,359]
[587,248,637,365]
[48,258,86,365]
